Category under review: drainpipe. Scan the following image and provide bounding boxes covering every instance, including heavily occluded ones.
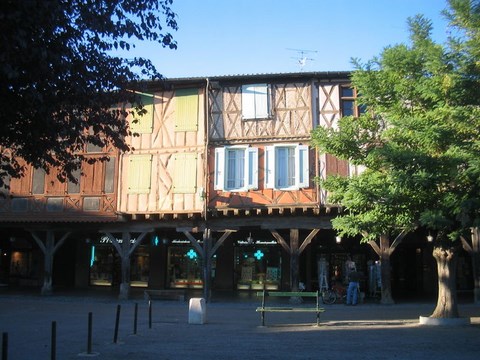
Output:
[203,78,210,223]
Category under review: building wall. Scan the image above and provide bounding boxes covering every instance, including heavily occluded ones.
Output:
[118,86,206,215]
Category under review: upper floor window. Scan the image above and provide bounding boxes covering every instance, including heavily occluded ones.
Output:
[241,84,271,119]
[131,93,154,134]
[32,167,46,194]
[175,88,199,132]
[214,146,258,191]
[265,144,309,190]
[127,154,152,194]
[340,86,365,117]
[173,152,197,193]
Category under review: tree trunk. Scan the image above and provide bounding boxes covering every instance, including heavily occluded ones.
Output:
[471,228,480,304]
[430,243,460,318]
[379,234,394,304]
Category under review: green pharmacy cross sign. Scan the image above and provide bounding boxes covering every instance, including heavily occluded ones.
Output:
[254,250,264,260]
[186,249,198,259]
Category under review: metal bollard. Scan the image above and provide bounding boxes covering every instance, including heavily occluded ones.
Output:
[87,312,93,354]
[148,300,152,329]
[51,321,56,360]
[2,332,7,360]
[133,303,138,335]
[113,304,121,344]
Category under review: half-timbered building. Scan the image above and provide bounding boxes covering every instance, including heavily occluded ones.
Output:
[0,72,473,301]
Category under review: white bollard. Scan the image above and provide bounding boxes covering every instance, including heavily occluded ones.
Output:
[188,298,207,324]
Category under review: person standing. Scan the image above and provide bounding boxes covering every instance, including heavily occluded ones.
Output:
[346,270,362,305]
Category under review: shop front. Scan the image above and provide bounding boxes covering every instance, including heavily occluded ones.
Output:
[89,235,150,287]
[234,239,282,291]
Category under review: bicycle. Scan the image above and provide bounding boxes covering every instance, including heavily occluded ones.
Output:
[320,283,347,305]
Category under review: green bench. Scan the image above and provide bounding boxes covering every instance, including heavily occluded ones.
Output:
[255,290,325,326]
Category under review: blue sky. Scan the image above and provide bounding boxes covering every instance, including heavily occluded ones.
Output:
[132,0,451,78]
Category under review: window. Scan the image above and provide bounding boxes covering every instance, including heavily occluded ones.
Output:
[340,86,364,117]
[173,153,197,193]
[175,88,199,131]
[127,154,152,194]
[32,167,45,194]
[241,84,270,119]
[265,144,309,190]
[104,157,116,193]
[214,147,258,191]
[67,168,81,194]
[131,93,154,134]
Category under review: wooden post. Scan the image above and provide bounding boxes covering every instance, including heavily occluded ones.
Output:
[290,229,300,292]
[30,230,71,296]
[104,231,149,300]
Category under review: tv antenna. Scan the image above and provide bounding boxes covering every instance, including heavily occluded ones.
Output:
[287,48,318,70]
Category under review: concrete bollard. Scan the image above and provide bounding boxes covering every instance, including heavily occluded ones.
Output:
[188,298,206,324]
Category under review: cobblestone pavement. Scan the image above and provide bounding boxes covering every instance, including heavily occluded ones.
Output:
[0,291,479,359]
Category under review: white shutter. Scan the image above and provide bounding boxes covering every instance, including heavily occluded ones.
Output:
[241,85,256,119]
[265,146,275,189]
[246,147,258,190]
[297,145,310,188]
[254,84,269,118]
[214,147,225,190]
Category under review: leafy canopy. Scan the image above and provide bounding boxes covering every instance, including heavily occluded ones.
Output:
[312,0,480,243]
[0,0,177,184]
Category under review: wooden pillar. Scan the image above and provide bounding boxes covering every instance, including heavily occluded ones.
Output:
[183,229,235,303]
[290,229,300,292]
[104,231,149,300]
[30,230,71,296]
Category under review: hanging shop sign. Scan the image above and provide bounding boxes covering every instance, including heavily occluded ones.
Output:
[236,240,277,246]
[98,235,137,244]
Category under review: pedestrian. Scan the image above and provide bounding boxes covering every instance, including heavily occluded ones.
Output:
[346,269,362,305]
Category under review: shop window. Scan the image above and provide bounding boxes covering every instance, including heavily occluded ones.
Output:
[265,144,309,190]
[175,88,199,131]
[214,146,258,191]
[234,244,281,291]
[89,241,149,287]
[167,245,211,289]
[241,84,271,119]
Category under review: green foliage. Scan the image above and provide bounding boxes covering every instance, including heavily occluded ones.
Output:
[312,0,480,243]
[0,0,177,184]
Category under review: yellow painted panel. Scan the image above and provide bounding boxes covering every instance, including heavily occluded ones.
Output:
[175,88,198,132]
[127,154,152,194]
[173,153,197,193]
[131,94,154,134]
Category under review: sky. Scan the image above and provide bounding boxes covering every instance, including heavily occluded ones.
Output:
[130,0,452,78]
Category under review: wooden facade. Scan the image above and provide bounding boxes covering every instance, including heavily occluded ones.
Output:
[117,84,207,219]
[0,145,119,222]
[1,72,380,299]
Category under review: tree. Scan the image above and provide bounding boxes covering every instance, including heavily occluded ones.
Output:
[0,0,177,185]
[312,0,480,318]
